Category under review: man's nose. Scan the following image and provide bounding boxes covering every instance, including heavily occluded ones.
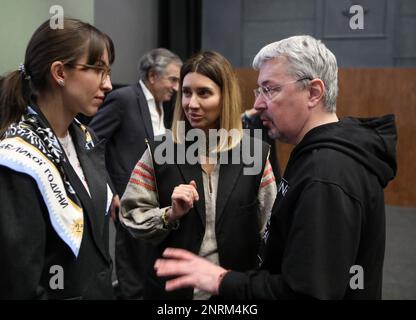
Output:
[253,95,266,111]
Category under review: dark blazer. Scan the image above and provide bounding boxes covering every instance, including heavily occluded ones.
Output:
[143,138,270,299]
[89,84,155,196]
[89,83,175,299]
[0,123,113,299]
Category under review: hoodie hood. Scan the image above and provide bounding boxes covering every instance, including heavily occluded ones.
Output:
[291,114,397,188]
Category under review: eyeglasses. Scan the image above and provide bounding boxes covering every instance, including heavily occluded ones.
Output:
[253,77,312,101]
[66,63,111,84]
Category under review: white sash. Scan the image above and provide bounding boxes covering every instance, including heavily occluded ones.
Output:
[0,137,84,257]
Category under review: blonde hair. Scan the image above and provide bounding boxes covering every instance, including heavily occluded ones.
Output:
[171,51,242,152]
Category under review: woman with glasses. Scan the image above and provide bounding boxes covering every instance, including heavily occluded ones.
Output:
[119,51,277,300]
[0,18,117,299]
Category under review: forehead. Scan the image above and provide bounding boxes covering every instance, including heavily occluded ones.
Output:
[257,57,291,85]
[182,72,219,89]
[100,50,110,64]
[164,62,180,75]
[77,50,110,65]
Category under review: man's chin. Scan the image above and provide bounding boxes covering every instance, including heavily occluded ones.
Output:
[268,129,280,140]
[164,93,174,101]
[271,131,291,144]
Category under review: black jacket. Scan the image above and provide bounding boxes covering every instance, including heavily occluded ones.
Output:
[89,84,175,196]
[219,115,397,300]
[89,84,154,196]
[0,123,113,299]
[89,84,175,299]
[144,137,270,299]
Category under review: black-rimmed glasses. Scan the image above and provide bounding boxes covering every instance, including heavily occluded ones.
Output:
[66,63,111,84]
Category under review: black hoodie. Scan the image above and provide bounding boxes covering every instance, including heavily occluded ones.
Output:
[219,114,397,300]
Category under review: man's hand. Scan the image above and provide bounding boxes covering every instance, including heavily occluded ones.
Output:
[154,248,227,295]
[170,180,199,221]
[245,107,260,118]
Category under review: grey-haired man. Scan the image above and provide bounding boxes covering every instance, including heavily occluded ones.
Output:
[153,36,397,300]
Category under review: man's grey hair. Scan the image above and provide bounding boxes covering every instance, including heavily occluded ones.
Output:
[138,48,182,81]
[253,35,338,112]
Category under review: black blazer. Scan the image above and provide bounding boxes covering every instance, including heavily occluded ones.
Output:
[0,123,113,299]
[89,84,176,299]
[89,84,176,196]
[143,138,270,299]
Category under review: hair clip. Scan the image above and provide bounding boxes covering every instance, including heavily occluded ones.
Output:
[18,63,31,80]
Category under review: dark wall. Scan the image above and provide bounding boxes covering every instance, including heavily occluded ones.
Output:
[202,0,416,67]
[94,0,159,85]
[158,0,202,61]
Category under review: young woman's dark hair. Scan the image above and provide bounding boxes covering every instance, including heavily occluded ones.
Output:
[0,18,114,137]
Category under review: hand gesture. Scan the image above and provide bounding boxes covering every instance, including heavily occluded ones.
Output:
[154,248,227,295]
[170,180,199,220]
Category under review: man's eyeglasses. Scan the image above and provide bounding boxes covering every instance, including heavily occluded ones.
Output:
[253,77,312,101]
[66,63,111,84]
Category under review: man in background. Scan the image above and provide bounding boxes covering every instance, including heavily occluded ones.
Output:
[89,48,182,299]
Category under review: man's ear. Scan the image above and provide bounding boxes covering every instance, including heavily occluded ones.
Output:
[148,69,158,84]
[308,78,325,108]
[50,61,66,87]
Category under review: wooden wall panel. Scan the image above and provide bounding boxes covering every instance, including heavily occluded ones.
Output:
[234,68,416,207]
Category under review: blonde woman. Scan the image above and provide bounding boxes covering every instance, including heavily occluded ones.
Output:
[120,51,276,300]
